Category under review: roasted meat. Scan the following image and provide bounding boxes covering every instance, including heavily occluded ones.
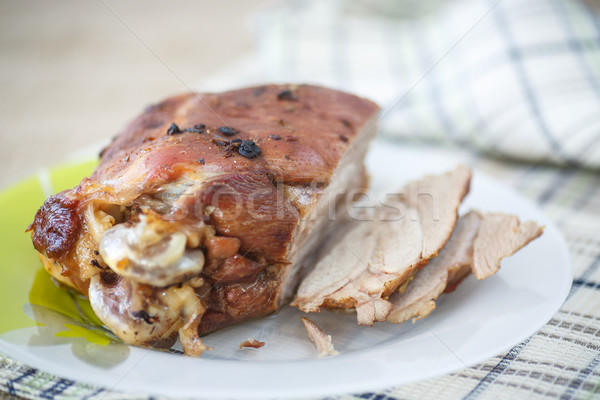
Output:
[28,84,380,355]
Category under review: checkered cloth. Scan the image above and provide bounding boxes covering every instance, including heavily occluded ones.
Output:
[2,0,600,399]
[1,149,599,400]
[254,0,600,169]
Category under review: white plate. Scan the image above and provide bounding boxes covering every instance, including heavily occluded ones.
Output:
[0,140,572,399]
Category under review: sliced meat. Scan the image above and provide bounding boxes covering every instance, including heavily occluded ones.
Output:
[392,165,473,258]
[318,208,423,313]
[472,214,545,279]
[292,166,472,326]
[387,211,482,324]
[290,219,382,313]
[356,298,395,326]
[239,338,265,349]
[387,211,543,324]
[300,317,339,358]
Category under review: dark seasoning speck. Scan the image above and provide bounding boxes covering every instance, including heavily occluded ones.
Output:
[219,138,262,159]
[253,86,267,97]
[207,130,262,159]
[218,126,238,136]
[166,118,261,159]
[277,89,298,101]
[212,138,229,147]
[131,310,157,325]
[341,119,352,128]
[238,140,262,158]
[184,124,206,133]
[167,123,182,135]
[167,122,207,135]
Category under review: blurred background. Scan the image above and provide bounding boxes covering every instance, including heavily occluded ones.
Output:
[2,0,600,190]
[0,0,263,189]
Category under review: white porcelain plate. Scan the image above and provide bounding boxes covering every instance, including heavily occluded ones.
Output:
[0,140,572,399]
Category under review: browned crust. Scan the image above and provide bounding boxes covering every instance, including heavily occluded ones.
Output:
[30,193,81,261]
[95,84,379,186]
[29,84,380,339]
[31,84,379,290]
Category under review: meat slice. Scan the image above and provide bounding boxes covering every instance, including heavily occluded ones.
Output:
[394,165,473,258]
[29,84,380,353]
[472,214,545,279]
[387,211,481,324]
[292,166,472,325]
[301,317,339,357]
[239,338,265,349]
[387,211,543,324]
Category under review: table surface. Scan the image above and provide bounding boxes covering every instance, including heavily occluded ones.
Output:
[0,1,263,399]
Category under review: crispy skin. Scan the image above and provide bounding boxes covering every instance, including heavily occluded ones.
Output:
[95,85,378,187]
[30,193,81,260]
[29,84,380,345]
